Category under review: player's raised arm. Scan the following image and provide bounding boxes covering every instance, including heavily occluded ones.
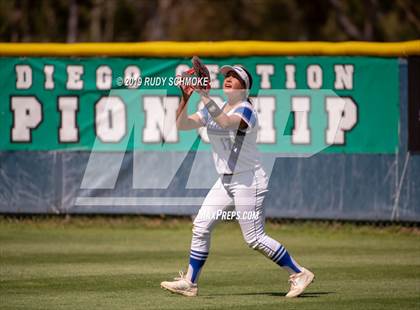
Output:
[200,94,248,131]
[176,84,203,131]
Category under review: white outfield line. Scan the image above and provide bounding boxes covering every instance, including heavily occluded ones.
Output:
[75,197,268,208]
[75,197,205,206]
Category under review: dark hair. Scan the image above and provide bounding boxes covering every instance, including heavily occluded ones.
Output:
[237,65,253,90]
[236,65,253,105]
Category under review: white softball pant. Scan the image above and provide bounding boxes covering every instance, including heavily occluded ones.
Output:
[191,166,282,258]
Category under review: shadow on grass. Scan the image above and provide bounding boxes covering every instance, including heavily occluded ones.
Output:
[202,291,333,298]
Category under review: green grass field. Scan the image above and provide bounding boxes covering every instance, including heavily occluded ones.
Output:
[0,217,419,310]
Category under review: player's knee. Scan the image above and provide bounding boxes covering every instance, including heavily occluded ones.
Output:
[245,234,268,252]
[245,237,262,251]
[192,224,210,240]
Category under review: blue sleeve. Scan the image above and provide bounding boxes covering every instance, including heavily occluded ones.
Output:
[233,106,257,128]
[197,107,210,126]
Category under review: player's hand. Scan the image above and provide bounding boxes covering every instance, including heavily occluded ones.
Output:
[196,87,210,99]
[179,77,194,99]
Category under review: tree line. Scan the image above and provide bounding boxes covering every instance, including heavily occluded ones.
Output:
[0,0,418,42]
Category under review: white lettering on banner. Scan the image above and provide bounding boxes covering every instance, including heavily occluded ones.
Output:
[291,97,311,144]
[124,66,141,89]
[175,64,189,77]
[15,65,32,89]
[292,97,311,144]
[8,95,357,146]
[284,64,296,89]
[256,65,274,89]
[58,97,79,142]
[10,96,42,142]
[206,65,220,89]
[66,65,84,90]
[325,97,357,144]
[95,96,127,142]
[9,62,358,146]
[96,65,113,90]
[44,65,54,89]
[334,65,354,90]
[143,96,179,143]
[307,65,323,89]
[252,96,276,143]
[12,63,356,91]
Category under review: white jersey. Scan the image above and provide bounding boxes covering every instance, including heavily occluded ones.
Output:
[196,100,261,175]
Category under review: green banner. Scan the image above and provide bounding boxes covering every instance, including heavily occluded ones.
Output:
[0,56,399,153]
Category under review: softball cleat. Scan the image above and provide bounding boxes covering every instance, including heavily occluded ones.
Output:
[285,267,315,298]
[160,271,198,297]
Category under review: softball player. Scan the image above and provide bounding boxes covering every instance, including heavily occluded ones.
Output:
[160,65,314,297]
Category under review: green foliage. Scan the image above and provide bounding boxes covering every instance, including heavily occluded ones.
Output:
[0,0,418,42]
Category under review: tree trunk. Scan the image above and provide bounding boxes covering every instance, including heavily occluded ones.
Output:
[330,0,362,40]
[90,0,103,42]
[67,0,78,43]
[104,0,116,41]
